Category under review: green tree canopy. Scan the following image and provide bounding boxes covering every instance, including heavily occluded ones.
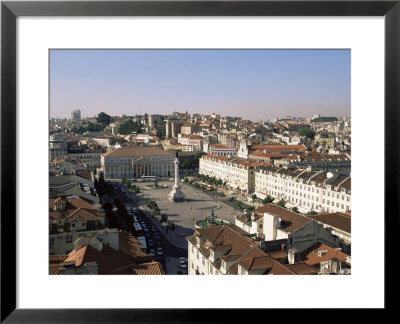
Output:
[118,119,143,135]
[277,199,286,208]
[298,127,315,139]
[96,112,112,125]
[262,196,273,205]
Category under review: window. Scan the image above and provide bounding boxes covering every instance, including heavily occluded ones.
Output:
[66,235,72,243]
[196,251,199,259]
[72,224,75,228]
[202,256,205,265]
[191,245,194,254]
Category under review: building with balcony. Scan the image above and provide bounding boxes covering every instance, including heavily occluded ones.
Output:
[186,225,317,275]
[254,166,351,213]
[199,154,270,194]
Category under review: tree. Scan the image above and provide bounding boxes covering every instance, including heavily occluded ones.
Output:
[152,206,161,218]
[228,197,235,202]
[277,199,286,208]
[96,112,112,125]
[248,206,255,211]
[321,140,327,147]
[262,196,273,205]
[118,119,143,135]
[160,213,168,224]
[307,210,317,215]
[251,194,257,203]
[298,127,315,139]
[166,220,177,232]
[193,152,207,167]
[291,207,299,213]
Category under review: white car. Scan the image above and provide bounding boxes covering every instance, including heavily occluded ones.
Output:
[157,247,163,256]
[149,249,155,257]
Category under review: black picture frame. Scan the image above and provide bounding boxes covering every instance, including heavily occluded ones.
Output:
[1,0,397,322]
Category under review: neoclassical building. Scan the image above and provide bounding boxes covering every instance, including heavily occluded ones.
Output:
[254,166,351,213]
[199,154,270,193]
[100,146,175,179]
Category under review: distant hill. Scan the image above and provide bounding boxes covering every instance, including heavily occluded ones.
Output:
[311,117,338,123]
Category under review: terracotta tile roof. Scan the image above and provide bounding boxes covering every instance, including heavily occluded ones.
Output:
[301,243,350,267]
[250,144,307,153]
[254,204,313,233]
[209,144,237,150]
[102,146,173,158]
[49,196,96,211]
[286,262,319,275]
[118,230,149,260]
[239,254,275,271]
[268,250,288,260]
[309,212,351,234]
[113,261,163,275]
[67,208,103,222]
[49,255,69,275]
[266,261,296,275]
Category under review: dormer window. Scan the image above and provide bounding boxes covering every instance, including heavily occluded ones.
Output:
[318,250,328,257]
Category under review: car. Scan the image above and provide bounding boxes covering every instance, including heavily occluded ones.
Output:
[148,249,155,257]
[154,234,160,240]
[157,247,163,256]
[143,227,149,232]
[145,232,150,237]
[148,239,154,247]
[151,227,157,233]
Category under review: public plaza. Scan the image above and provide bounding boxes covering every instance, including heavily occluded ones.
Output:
[136,180,238,249]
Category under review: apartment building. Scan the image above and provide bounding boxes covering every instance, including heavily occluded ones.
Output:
[234,204,339,253]
[199,154,269,193]
[186,225,308,275]
[254,166,351,213]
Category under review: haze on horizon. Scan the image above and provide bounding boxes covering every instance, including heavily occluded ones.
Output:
[50,49,351,121]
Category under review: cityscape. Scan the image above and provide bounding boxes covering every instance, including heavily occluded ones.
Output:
[49,50,351,275]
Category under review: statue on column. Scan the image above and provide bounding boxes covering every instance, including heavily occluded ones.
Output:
[168,151,185,202]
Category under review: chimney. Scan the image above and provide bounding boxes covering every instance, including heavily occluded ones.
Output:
[251,212,256,221]
[288,249,300,264]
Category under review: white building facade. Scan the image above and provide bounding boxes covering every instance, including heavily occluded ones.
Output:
[254,166,351,213]
[199,154,266,193]
[101,146,175,179]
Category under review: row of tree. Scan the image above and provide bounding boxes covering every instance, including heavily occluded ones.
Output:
[121,178,141,195]
[143,198,177,232]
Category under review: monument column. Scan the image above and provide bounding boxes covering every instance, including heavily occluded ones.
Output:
[168,151,185,202]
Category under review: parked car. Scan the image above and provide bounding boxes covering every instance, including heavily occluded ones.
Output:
[148,249,155,257]
[151,227,157,233]
[157,247,163,256]
[148,239,154,247]
[154,234,160,240]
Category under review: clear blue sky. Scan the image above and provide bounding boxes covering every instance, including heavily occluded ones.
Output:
[50,49,350,121]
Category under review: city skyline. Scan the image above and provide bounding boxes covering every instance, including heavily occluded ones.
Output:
[50,49,351,121]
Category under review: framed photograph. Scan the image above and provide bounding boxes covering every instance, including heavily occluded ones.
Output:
[1,0,397,321]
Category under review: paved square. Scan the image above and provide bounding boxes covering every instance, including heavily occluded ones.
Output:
[136,180,238,249]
